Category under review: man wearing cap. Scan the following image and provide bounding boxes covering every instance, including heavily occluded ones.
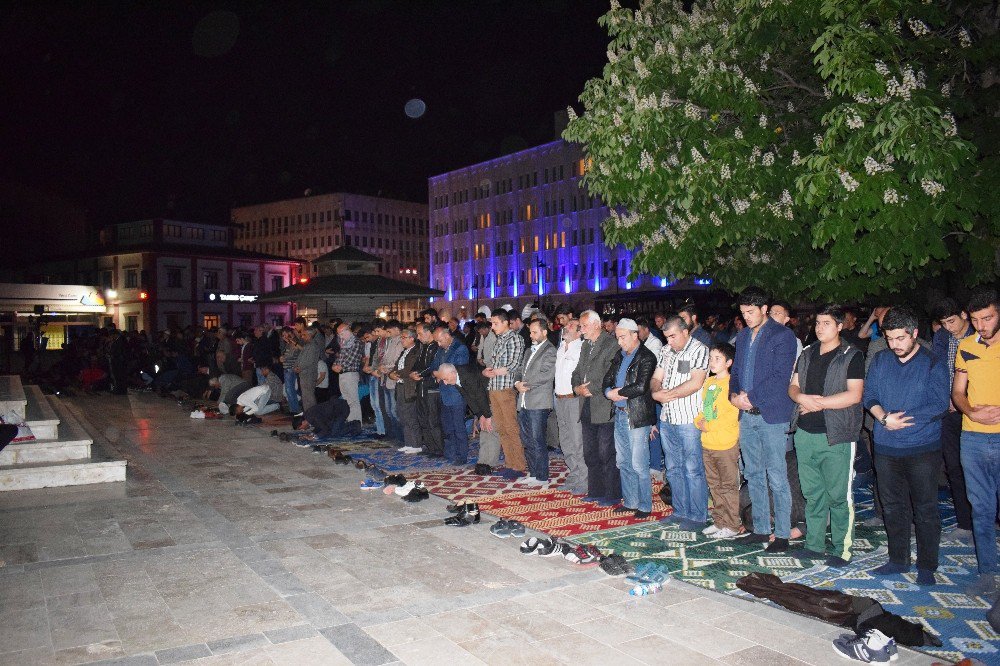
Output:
[603,318,658,518]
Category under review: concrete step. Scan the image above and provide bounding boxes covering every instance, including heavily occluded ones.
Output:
[0,395,92,466]
[0,458,127,491]
[0,374,27,423]
[23,384,59,440]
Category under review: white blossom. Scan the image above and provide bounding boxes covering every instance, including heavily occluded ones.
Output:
[607,49,618,64]
[622,134,632,146]
[690,147,706,165]
[814,134,824,148]
[634,56,651,79]
[791,150,802,166]
[639,150,655,172]
[787,101,796,113]
[710,211,723,226]
[734,128,744,140]
[846,113,864,130]
[761,152,774,167]
[921,179,945,197]
[613,112,623,127]
[941,83,951,97]
[732,198,750,214]
[610,73,621,88]
[959,28,973,48]
[883,188,899,204]
[839,170,860,192]
[683,101,700,120]
[566,106,577,122]
[875,60,890,77]
[942,112,958,137]
[907,18,930,37]
[758,113,768,128]
[720,165,732,180]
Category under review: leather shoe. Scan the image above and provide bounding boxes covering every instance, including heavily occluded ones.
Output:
[445,504,480,526]
[474,463,492,475]
[402,486,429,502]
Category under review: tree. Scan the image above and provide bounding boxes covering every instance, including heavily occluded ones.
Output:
[563,0,999,300]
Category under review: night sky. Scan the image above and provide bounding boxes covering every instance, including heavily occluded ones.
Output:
[0,0,615,252]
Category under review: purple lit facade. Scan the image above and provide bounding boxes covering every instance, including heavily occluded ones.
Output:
[429,139,668,318]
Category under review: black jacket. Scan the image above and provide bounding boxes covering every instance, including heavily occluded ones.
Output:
[456,364,491,418]
[602,344,657,428]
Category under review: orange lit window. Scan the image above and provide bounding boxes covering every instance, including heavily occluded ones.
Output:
[525,204,533,221]
[485,213,491,228]
[533,236,539,252]
[561,231,566,248]
[545,236,550,250]
[520,238,526,253]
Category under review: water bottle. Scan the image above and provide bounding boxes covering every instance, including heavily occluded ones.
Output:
[629,580,665,596]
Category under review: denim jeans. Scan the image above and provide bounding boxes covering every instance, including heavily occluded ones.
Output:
[368,376,385,435]
[649,404,664,473]
[441,401,469,464]
[660,421,709,523]
[614,410,653,512]
[874,448,940,571]
[283,368,301,414]
[961,431,1000,575]
[518,408,551,481]
[740,414,792,539]
[255,368,267,386]
[383,385,401,441]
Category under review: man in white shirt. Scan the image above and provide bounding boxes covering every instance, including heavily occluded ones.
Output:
[638,317,663,357]
[554,318,587,495]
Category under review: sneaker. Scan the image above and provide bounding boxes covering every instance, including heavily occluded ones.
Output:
[360,478,383,490]
[394,481,416,496]
[295,439,313,448]
[832,628,898,663]
[702,524,721,536]
[711,527,741,539]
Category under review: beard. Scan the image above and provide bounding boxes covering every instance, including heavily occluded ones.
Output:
[977,320,1000,342]
[890,338,917,357]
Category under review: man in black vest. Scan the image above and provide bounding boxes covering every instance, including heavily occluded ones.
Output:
[789,305,864,566]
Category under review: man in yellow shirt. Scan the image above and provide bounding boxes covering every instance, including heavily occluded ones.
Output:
[953,288,1000,598]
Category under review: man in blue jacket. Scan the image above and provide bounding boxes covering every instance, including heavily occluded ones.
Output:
[729,287,798,552]
[864,306,950,585]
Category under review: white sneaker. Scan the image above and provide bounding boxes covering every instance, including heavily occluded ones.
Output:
[711,527,741,539]
[394,481,416,496]
[523,477,547,487]
[702,524,720,536]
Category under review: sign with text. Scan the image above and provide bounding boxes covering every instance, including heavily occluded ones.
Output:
[204,292,259,303]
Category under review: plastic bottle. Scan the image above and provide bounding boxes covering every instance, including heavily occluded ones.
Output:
[629,579,666,596]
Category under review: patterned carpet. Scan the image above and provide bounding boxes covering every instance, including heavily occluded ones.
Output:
[347,441,481,472]
[408,459,569,500]
[476,484,674,538]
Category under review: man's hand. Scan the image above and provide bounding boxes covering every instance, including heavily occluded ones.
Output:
[969,405,1000,426]
[730,392,753,411]
[294,367,301,374]
[650,424,659,440]
[483,367,496,378]
[408,371,421,381]
[605,388,623,402]
[884,411,915,430]
[332,364,343,373]
[479,416,494,432]
[652,388,675,404]
[388,371,399,382]
[796,394,824,414]
[574,381,592,397]
[514,381,529,394]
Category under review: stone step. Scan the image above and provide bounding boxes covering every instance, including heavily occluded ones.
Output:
[0,374,27,423]
[23,384,60,440]
[0,458,127,491]
[0,394,92,466]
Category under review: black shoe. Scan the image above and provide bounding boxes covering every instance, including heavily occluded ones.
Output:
[765,538,789,553]
[445,504,480,526]
[291,414,304,430]
[612,505,636,514]
[384,474,407,486]
[658,482,672,506]
[739,532,771,544]
[633,510,652,519]
[248,416,262,424]
[270,429,279,437]
[402,486,429,502]
[474,463,492,476]
[374,434,387,440]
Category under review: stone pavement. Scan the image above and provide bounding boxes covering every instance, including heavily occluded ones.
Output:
[0,393,939,665]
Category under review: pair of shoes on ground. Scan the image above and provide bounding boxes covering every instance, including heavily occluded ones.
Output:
[328,449,351,464]
[398,446,422,454]
[832,628,897,663]
[564,544,602,565]
[519,536,566,557]
[737,531,791,552]
[392,481,429,502]
[473,463,492,476]
[445,503,481,526]
[490,519,524,538]
[702,524,743,540]
[599,553,634,577]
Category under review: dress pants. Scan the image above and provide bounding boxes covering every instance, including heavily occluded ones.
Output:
[394,388,422,451]
[338,371,362,422]
[580,400,619,502]
[489,389,526,471]
[703,445,742,531]
[418,389,444,455]
[298,370,318,413]
[554,396,588,494]
[477,428,502,467]
[941,410,973,530]
[875,448,941,571]
[441,401,469,464]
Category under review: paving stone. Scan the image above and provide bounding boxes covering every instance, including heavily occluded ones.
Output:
[319,623,398,665]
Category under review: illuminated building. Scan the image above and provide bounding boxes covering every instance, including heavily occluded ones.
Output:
[429,139,684,318]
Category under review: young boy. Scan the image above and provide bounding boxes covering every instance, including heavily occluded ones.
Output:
[695,343,742,539]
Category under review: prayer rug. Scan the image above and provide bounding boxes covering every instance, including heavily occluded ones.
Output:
[408,459,569,501]
[347,441,481,473]
[474,481,674,538]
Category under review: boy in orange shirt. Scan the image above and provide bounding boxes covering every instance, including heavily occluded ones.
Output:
[695,343,743,539]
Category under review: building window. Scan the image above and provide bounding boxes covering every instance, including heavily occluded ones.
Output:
[271,314,284,327]
[165,312,183,330]
[101,270,113,289]
[270,275,283,292]
[125,315,138,332]
[239,313,253,329]
[165,224,182,238]
[125,269,138,288]
[203,314,220,329]
[238,272,253,291]
[166,269,182,288]
[203,271,220,290]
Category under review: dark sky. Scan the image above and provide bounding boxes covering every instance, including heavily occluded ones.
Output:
[0,0,614,233]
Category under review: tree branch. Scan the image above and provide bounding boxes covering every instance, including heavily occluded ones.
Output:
[772,67,825,98]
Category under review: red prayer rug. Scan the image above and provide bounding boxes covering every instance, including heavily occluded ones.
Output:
[409,459,569,501]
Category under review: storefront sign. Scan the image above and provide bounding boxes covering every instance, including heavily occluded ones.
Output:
[204,292,259,303]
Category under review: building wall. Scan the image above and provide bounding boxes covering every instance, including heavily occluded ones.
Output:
[427,139,666,319]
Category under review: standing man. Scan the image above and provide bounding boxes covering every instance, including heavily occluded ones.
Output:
[411,323,444,457]
[865,306,950,586]
[554,318,588,495]
[251,326,273,386]
[390,329,422,453]
[637,317,663,357]
[332,323,363,425]
[953,289,1000,598]
[652,316,710,530]
[362,322,387,439]
[603,318,658,519]
[279,328,302,424]
[730,286,798,552]
[788,305,865,567]
[295,325,324,415]
[769,300,803,358]
[433,327,471,465]
[573,310,621,505]
[515,318,557,485]
[484,310,527,476]
[379,321,403,441]
[679,303,714,349]
[931,297,975,544]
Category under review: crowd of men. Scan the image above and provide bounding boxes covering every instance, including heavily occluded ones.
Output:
[40,285,1000,604]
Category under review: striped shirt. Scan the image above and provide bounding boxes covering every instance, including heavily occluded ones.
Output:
[488,330,524,391]
[658,336,710,424]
